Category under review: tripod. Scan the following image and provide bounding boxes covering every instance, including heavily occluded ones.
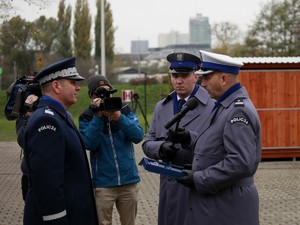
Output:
[132,93,149,133]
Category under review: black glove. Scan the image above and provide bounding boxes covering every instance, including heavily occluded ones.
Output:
[159,141,179,162]
[167,128,191,147]
[177,169,195,189]
[183,164,192,170]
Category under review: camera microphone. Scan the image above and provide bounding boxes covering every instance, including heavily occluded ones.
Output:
[164,97,199,130]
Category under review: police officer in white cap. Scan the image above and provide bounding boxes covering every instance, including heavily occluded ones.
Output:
[177,50,262,225]
[142,52,214,225]
[23,57,98,225]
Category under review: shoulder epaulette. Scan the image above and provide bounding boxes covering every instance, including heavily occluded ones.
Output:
[234,98,244,107]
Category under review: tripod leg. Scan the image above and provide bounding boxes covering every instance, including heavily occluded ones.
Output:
[136,100,149,131]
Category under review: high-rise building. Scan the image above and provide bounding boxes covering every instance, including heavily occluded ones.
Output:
[189,14,211,46]
[157,30,189,48]
[131,40,149,54]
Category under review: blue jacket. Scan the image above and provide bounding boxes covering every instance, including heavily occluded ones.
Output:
[79,104,144,188]
[23,96,98,225]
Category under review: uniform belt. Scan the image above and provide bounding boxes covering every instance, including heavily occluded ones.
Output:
[232,177,254,186]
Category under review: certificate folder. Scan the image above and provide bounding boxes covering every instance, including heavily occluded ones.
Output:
[139,157,186,178]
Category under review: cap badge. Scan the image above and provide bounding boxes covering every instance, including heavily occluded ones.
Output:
[176,53,184,62]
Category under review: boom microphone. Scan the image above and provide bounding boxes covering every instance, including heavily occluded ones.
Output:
[164,97,199,130]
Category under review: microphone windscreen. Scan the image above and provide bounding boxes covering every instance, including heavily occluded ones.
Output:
[185,97,199,110]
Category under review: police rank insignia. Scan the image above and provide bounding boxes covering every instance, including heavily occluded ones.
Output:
[176,53,184,62]
[234,98,244,107]
[45,109,54,115]
[230,117,249,125]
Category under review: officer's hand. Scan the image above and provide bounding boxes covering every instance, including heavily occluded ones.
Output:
[183,164,192,170]
[167,128,191,147]
[159,141,179,162]
[177,169,195,189]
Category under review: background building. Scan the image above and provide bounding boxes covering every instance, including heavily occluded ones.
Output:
[157,30,189,48]
[131,40,149,54]
[189,13,211,46]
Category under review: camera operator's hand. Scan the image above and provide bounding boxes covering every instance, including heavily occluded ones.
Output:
[102,111,121,121]
[159,141,179,162]
[24,94,39,116]
[167,128,191,147]
[91,98,103,117]
[92,97,102,107]
[177,169,195,189]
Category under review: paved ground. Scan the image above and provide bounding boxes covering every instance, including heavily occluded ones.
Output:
[0,142,299,225]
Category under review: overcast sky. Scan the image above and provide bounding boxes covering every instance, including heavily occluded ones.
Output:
[13,0,269,53]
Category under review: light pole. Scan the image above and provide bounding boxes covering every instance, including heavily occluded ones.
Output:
[101,0,106,76]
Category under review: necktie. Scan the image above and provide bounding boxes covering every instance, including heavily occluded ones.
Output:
[178,99,186,111]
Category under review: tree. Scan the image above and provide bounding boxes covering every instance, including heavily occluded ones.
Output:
[0,0,52,21]
[31,16,58,53]
[211,21,244,56]
[54,0,73,58]
[0,16,35,80]
[73,0,92,59]
[94,0,115,73]
[241,0,300,56]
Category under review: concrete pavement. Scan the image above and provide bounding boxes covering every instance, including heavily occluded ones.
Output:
[0,142,299,225]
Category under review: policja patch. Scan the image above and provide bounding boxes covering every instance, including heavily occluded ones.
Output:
[230,117,249,125]
[38,124,57,132]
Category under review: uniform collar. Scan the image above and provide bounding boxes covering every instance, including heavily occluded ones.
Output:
[212,83,242,112]
[38,96,67,118]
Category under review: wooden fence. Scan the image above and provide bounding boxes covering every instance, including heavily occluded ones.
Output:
[239,69,300,159]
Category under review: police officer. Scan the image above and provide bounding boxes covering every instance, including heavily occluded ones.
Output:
[142,52,214,225]
[23,57,98,225]
[177,50,262,225]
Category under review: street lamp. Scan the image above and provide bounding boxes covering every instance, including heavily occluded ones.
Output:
[101,0,106,76]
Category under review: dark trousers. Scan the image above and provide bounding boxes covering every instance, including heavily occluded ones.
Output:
[21,174,29,201]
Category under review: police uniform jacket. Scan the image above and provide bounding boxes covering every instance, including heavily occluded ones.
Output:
[23,96,98,225]
[185,86,261,225]
[142,85,214,225]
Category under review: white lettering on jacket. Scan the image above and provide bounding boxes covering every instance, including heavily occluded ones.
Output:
[230,117,249,125]
[38,125,57,132]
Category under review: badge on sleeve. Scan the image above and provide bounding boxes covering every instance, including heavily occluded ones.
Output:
[38,124,57,132]
[230,116,249,125]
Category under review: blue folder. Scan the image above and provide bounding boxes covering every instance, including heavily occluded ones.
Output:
[139,157,186,178]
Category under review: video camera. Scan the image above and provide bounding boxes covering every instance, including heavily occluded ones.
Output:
[91,87,122,112]
[4,75,42,120]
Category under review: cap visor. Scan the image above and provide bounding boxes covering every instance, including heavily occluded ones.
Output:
[196,69,214,75]
[65,75,85,81]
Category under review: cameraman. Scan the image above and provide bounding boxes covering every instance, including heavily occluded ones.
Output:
[16,93,39,201]
[79,75,144,225]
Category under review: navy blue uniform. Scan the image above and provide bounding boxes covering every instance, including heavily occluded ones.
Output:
[23,96,98,225]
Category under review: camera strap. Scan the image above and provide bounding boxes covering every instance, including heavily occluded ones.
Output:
[11,87,25,118]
